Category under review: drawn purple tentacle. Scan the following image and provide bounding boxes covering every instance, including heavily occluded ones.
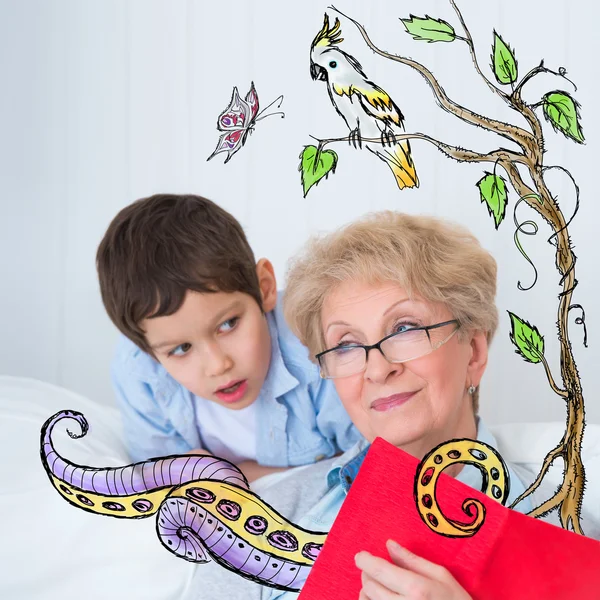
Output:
[40,410,249,495]
[156,496,311,591]
[41,410,325,592]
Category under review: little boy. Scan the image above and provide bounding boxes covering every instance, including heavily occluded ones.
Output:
[96,193,361,480]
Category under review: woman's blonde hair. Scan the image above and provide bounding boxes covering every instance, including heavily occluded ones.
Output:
[283,211,498,411]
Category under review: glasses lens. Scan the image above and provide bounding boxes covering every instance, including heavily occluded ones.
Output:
[383,323,459,363]
[321,346,364,378]
[381,328,432,362]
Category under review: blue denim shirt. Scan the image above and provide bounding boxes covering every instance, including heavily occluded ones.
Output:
[110,294,362,466]
[267,418,533,600]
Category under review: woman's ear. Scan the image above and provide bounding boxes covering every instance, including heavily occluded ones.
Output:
[467,330,489,388]
[255,258,278,312]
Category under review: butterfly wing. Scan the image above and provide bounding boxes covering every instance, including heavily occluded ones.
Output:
[215,86,248,131]
[207,83,260,163]
[207,130,249,163]
[207,86,250,162]
[244,81,260,122]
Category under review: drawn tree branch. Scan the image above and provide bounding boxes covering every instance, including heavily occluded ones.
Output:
[300,2,588,534]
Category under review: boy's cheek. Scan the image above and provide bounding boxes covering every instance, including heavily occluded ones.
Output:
[242,320,272,367]
[160,360,200,395]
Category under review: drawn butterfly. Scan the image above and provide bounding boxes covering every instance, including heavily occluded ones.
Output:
[207,82,284,163]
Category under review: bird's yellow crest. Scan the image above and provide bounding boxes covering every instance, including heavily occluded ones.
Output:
[311,14,344,49]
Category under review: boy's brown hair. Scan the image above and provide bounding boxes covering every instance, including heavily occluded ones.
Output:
[97,194,262,355]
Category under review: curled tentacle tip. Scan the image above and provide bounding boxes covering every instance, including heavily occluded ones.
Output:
[66,427,88,440]
[462,498,484,517]
[57,409,85,419]
[59,411,89,439]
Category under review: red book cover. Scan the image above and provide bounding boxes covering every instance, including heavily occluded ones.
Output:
[299,437,600,600]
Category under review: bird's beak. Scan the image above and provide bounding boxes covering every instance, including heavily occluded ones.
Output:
[310,62,328,81]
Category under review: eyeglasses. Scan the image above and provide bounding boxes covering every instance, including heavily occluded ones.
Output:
[316,320,460,379]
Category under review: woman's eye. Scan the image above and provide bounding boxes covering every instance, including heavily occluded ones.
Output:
[219,317,239,333]
[393,321,419,334]
[336,339,359,349]
[168,343,192,357]
[335,345,359,355]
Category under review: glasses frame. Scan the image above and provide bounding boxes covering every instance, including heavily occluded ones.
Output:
[315,319,460,379]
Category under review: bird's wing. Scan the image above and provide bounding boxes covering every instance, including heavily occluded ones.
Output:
[351,83,405,129]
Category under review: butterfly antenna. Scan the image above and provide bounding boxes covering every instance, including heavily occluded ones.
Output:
[255,94,285,121]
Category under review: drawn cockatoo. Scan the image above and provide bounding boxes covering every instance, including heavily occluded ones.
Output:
[310,15,419,190]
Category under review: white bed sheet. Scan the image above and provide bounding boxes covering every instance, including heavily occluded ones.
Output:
[0,376,197,600]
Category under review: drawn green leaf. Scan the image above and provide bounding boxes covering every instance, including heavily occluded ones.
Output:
[299,145,338,197]
[542,91,585,144]
[476,172,508,229]
[508,312,545,364]
[400,15,456,43]
[491,31,518,84]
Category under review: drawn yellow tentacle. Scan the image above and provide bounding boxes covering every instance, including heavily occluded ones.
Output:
[49,475,171,517]
[414,439,510,538]
[171,481,328,566]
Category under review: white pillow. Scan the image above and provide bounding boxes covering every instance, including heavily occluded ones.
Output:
[0,376,197,600]
[491,421,600,531]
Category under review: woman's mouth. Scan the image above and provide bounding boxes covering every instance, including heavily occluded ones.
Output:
[370,391,417,412]
[215,380,248,403]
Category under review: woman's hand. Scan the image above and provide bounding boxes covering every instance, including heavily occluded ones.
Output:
[355,539,472,599]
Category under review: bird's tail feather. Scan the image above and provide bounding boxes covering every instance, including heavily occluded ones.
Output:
[374,140,419,190]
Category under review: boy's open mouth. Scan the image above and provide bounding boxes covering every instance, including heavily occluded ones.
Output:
[215,379,249,403]
[218,381,244,393]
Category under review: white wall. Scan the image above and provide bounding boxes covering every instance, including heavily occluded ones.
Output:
[1,0,598,427]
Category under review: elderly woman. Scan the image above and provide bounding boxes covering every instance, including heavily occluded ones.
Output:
[186,211,532,600]
[279,210,532,599]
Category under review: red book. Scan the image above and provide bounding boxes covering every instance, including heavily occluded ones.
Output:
[299,437,600,600]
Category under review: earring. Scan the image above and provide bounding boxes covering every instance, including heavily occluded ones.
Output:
[468,385,476,395]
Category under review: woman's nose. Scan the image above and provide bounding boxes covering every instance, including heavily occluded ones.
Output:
[363,347,403,382]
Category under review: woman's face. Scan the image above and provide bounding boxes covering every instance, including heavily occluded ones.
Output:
[320,280,488,459]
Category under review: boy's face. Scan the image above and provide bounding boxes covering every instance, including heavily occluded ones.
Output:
[142,260,277,410]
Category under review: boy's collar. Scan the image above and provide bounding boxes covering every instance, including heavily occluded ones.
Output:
[260,309,300,402]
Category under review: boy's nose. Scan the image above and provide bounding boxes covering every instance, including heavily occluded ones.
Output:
[203,345,233,377]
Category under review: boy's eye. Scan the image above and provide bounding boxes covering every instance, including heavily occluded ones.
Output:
[168,343,192,357]
[219,317,239,333]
